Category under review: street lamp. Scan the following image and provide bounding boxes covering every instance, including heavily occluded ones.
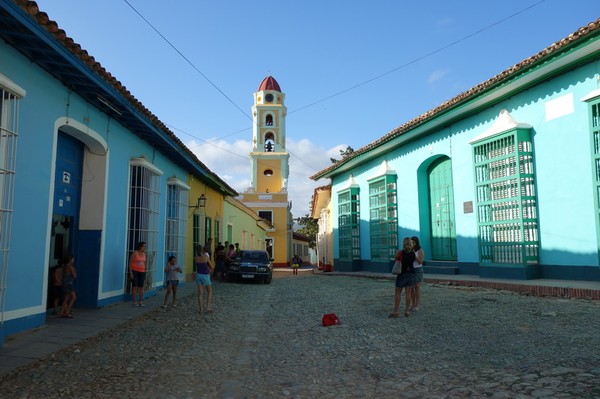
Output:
[189,194,207,209]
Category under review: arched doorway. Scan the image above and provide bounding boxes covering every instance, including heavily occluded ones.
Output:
[48,119,108,310]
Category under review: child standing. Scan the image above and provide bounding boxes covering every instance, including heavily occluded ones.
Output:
[162,256,182,308]
[60,255,77,318]
[291,254,301,275]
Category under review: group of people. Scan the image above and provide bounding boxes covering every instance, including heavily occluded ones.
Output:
[52,254,77,318]
[210,239,240,282]
[160,239,240,312]
[51,237,228,318]
[389,236,424,318]
[128,240,179,309]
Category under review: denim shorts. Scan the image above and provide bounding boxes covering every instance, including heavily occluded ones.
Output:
[395,273,416,288]
[196,273,212,286]
[414,267,424,283]
[166,280,179,287]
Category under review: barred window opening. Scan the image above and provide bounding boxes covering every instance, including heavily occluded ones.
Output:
[472,129,539,265]
[0,87,20,322]
[165,184,188,281]
[127,163,161,292]
[368,176,398,261]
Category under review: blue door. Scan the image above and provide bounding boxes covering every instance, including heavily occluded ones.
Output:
[52,133,100,308]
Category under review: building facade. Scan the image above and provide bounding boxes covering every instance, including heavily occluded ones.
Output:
[311,18,600,282]
[0,0,238,345]
[238,76,293,267]
[311,185,333,271]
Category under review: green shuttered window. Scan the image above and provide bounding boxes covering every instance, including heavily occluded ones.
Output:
[368,175,398,261]
[590,100,600,252]
[338,187,360,260]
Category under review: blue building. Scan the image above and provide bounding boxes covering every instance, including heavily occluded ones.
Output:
[0,1,236,345]
[311,18,600,282]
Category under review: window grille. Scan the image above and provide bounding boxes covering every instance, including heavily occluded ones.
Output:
[205,217,212,245]
[590,101,600,250]
[368,176,398,261]
[0,86,20,322]
[215,219,221,246]
[338,188,360,260]
[127,161,161,292]
[192,213,204,256]
[165,183,188,281]
[472,129,539,265]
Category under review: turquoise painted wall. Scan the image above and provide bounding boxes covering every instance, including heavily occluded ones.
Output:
[328,57,600,276]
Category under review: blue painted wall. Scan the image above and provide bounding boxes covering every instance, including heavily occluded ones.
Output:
[1,36,189,337]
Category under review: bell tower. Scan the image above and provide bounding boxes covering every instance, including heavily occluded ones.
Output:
[250,76,290,193]
[240,76,292,267]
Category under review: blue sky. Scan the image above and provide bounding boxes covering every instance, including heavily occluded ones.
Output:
[34,0,597,217]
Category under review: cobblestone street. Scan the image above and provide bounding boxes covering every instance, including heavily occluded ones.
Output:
[1,272,599,398]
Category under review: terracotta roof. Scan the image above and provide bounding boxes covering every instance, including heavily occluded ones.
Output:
[6,0,237,195]
[258,75,281,92]
[292,231,311,242]
[310,17,600,180]
[311,184,332,217]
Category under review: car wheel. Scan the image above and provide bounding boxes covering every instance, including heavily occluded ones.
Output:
[265,275,272,284]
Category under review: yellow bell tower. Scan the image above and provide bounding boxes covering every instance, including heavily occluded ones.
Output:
[239,76,292,267]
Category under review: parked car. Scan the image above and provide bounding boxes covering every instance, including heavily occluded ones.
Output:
[226,250,273,284]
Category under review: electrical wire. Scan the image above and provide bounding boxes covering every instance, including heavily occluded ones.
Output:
[121,0,252,123]
[122,0,547,177]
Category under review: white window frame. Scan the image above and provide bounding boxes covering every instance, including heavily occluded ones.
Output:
[165,177,189,282]
[0,73,24,322]
[127,158,162,292]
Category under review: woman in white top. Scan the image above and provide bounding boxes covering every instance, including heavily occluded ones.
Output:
[411,236,424,311]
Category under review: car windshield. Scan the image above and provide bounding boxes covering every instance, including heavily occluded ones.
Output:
[240,251,269,262]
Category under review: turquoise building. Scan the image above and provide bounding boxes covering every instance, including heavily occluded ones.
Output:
[0,1,236,345]
[311,18,600,282]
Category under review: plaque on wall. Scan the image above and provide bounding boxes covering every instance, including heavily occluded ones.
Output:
[463,201,473,214]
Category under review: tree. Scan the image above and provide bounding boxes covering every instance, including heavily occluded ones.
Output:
[330,146,355,163]
[295,214,318,248]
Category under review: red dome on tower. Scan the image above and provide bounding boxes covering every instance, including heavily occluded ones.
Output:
[258,76,281,92]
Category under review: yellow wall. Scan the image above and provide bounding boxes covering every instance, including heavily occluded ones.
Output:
[185,176,225,281]
[240,191,290,267]
[257,159,283,193]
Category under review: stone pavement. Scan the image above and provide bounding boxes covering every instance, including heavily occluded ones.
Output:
[0,266,598,379]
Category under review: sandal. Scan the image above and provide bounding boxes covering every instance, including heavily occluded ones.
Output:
[388,313,399,318]
[404,311,410,317]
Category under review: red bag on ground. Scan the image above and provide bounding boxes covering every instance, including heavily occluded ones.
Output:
[322,313,341,326]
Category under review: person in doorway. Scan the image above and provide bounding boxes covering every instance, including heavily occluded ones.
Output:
[389,237,416,318]
[291,254,301,275]
[52,264,63,315]
[411,236,425,311]
[162,256,182,308]
[129,241,147,307]
[195,245,214,314]
[60,255,77,318]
